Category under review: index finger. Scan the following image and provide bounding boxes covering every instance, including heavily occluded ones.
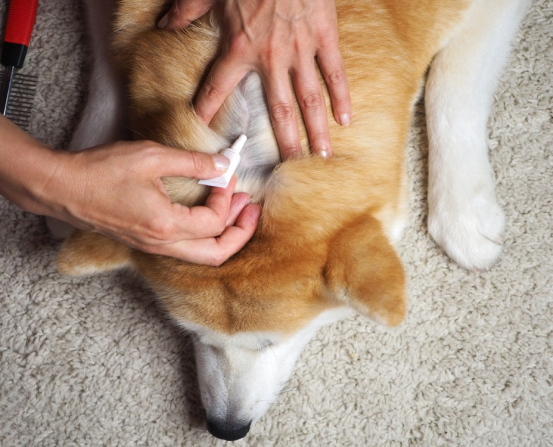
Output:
[194,56,250,125]
[157,202,262,265]
[158,0,214,30]
[174,176,238,239]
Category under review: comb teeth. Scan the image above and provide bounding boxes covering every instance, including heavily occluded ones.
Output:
[0,71,37,131]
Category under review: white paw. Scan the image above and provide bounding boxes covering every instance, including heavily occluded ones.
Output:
[428,190,505,271]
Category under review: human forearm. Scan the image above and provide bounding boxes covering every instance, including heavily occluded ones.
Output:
[0,114,68,217]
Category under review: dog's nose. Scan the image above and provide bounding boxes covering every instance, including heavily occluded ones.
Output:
[206,419,252,441]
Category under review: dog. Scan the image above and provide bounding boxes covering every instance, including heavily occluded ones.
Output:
[55,0,529,440]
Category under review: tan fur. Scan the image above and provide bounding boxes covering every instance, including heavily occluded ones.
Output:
[58,231,132,276]
[58,0,471,334]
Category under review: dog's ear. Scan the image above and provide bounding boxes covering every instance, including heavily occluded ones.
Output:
[57,230,133,276]
[324,214,407,326]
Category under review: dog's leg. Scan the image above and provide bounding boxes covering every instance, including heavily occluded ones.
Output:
[69,0,129,151]
[48,0,128,239]
[425,0,529,270]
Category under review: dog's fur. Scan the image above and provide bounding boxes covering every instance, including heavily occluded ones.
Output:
[55,0,529,440]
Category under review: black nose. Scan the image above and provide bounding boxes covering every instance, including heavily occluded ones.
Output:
[206,419,252,441]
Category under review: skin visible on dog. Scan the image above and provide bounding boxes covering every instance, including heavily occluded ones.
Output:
[56,0,528,435]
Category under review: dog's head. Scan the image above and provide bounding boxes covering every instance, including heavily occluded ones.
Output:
[58,200,406,440]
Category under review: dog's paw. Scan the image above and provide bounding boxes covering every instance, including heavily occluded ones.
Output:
[428,190,505,271]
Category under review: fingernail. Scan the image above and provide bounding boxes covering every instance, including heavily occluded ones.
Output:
[319,149,330,159]
[213,155,231,171]
[158,13,169,29]
[340,113,351,127]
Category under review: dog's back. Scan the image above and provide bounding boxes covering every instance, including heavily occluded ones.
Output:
[112,0,466,209]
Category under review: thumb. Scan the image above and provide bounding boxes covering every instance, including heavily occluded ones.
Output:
[158,0,215,30]
[155,147,231,180]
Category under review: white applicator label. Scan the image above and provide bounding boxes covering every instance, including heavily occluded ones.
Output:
[199,134,247,188]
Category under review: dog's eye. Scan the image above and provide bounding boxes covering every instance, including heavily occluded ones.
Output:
[257,339,274,350]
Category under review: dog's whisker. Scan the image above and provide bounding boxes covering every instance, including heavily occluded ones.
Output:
[124,125,146,140]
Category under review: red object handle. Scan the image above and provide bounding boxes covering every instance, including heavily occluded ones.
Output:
[4,0,39,46]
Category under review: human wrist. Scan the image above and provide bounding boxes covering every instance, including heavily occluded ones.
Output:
[25,148,76,218]
[0,115,72,217]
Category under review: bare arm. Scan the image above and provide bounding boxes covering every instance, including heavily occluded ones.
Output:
[0,115,261,265]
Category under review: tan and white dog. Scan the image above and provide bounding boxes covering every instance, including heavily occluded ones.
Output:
[55,0,529,440]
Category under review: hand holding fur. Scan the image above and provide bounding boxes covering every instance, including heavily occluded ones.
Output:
[159,0,352,159]
[53,142,261,265]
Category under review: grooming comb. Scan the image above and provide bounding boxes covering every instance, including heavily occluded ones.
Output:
[1,0,39,131]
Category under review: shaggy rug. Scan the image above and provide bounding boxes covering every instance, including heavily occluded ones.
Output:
[1,1,552,446]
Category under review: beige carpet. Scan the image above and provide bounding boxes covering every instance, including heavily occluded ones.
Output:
[1,1,552,446]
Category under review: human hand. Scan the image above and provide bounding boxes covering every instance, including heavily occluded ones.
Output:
[158,0,352,160]
[0,117,261,266]
[51,141,262,266]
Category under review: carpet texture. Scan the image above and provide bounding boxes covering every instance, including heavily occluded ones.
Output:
[1,1,552,446]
